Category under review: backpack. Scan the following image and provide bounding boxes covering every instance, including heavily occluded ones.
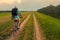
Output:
[12,8,18,16]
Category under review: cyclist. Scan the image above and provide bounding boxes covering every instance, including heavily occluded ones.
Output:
[12,6,21,32]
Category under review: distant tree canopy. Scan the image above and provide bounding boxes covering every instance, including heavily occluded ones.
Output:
[0,11,11,13]
[37,5,60,19]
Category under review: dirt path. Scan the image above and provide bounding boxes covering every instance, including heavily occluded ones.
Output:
[33,14,44,40]
[23,29,28,40]
[7,14,31,40]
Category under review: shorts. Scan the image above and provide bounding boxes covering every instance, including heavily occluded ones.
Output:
[12,15,19,20]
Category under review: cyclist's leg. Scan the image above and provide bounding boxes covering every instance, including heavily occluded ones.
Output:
[13,20,17,35]
[13,16,20,33]
[14,20,18,32]
[15,20,19,31]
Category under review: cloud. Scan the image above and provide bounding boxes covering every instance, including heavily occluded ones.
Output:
[19,0,60,11]
[0,0,14,4]
[0,0,21,4]
[0,0,60,11]
[45,0,60,5]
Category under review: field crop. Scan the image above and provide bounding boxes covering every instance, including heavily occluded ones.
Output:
[0,12,11,19]
[35,12,60,40]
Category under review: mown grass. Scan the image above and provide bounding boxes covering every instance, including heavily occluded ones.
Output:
[35,12,60,40]
[18,13,34,40]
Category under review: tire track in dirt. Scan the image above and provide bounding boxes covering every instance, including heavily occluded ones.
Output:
[22,14,34,40]
[33,14,44,40]
[22,29,28,40]
[6,14,31,40]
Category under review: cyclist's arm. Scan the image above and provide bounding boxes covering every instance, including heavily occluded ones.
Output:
[18,9,21,15]
[18,10,23,18]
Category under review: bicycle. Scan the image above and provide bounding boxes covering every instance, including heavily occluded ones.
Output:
[12,14,22,36]
[13,19,20,36]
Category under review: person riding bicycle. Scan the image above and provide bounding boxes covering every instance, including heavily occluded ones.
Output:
[12,7,21,32]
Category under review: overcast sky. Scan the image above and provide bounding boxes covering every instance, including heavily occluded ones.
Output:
[0,0,60,11]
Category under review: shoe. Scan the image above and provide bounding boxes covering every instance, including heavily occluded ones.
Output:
[17,27,19,30]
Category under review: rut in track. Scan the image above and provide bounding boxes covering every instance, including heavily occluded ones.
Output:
[33,14,44,40]
[6,14,31,40]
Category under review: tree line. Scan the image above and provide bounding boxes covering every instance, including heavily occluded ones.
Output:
[37,5,60,19]
[0,11,11,13]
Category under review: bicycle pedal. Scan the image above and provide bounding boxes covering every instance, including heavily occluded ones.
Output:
[17,28,19,30]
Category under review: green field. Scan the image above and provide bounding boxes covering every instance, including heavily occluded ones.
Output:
[35,12,60,40]
[0,12,11,19]
[0,12,60,40]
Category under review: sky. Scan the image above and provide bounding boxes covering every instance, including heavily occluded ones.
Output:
[0,0,60,11]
